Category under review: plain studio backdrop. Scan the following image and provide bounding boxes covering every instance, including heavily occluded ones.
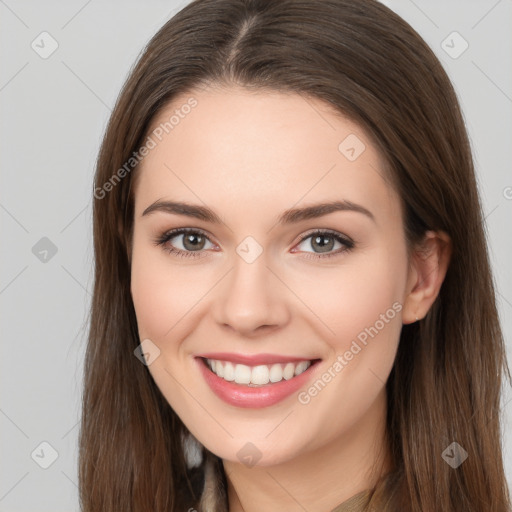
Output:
[1,1,511,510]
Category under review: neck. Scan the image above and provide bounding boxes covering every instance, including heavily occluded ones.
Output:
[223,387,392,512]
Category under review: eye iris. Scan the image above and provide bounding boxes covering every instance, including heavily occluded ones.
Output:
[312,234,334,253]
[183,233,205,251]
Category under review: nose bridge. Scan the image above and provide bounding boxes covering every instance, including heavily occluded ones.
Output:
[213,243,289,334]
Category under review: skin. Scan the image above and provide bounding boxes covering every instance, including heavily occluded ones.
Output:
[130,85,451,512]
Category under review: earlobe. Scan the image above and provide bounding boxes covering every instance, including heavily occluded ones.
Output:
[402,230,452,324]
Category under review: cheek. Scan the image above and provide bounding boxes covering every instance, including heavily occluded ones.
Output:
[130,239,218,345]
[295,253,406,350]
[289,253,405,444]
[130,235,187,341]
[131,244,167,340]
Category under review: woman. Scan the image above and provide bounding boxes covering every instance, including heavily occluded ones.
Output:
[79,0,511,510]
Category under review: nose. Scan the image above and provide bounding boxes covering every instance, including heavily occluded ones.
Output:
[212,254,291,338]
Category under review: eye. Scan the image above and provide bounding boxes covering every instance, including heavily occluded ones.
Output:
[154,228,354,260]
[154,228,216,259]
[292,230,354,259]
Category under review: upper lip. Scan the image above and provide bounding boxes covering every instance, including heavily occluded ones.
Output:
[196,352,319,366]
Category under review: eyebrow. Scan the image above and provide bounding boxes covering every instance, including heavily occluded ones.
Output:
[141,199,375,225]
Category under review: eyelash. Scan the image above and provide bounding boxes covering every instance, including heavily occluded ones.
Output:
[153,228,355,260]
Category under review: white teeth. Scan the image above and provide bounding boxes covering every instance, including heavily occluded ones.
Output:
[223,362,235,381]
[294,361,310,376]
[234,364,251,384]
[205,358,312,386]
[269,364,283,383]
[283,362,295,380]
[251,365,270,385]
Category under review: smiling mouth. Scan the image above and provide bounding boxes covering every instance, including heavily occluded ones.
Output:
[200,357,319,387]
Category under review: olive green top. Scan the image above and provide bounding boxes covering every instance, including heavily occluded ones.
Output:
[329,471,398,512]
[330,488,372,512]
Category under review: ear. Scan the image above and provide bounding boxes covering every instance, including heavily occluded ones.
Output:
[402,230,452,324]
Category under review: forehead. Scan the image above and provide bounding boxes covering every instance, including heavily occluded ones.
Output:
[134,86,400,227]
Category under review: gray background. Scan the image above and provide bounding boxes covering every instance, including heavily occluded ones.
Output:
[1,1,511,510]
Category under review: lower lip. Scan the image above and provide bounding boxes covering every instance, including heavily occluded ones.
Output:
[196,358,320,408]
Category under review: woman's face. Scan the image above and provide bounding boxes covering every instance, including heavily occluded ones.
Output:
[130,86,412,466]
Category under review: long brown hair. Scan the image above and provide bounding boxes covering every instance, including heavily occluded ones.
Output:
[79,1,511,510]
